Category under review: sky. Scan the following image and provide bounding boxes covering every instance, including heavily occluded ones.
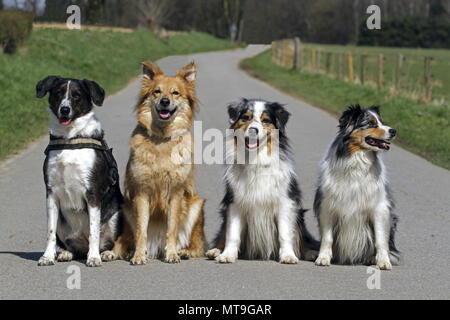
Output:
[3,0,46,12]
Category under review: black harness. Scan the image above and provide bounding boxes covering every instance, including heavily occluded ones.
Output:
[44,136,119,193]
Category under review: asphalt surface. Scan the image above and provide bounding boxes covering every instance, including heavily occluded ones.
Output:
[1,45,449,300]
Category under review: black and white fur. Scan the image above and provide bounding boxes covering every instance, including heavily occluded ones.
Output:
[314,105,399,270]
[36,76,123,267]
[206,99,318,264]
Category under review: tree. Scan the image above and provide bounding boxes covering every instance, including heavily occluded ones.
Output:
[0,0,3,11]
[40,0,72,22]
[132,0,175,30]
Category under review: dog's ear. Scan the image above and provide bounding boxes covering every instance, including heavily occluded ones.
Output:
[176,61,197,83]
[227,98,248,125]
[339,105,362,132]
[82,79,105,107]
[36,76,62,98]
[269,102,290,134]
[369,105,381,116]
[142,61,164,80]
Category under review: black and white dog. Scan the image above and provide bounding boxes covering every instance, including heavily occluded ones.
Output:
[36,76,123,267]
[314,105,399,270]
[206,99,318,264]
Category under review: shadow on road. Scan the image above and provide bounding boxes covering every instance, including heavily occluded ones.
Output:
[0,251,42,262]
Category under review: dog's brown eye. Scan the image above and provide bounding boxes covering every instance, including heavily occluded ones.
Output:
[262,118,271,124]
[241,115,250,122]
[154,89,161,94]
[173,91,179,95]
[369,120,377,126]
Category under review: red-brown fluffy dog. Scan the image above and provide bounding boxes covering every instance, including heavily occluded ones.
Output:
[102,61,206,264]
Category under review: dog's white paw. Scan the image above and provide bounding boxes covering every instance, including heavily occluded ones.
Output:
[216,252,237,264]
[38,256,55,267]
[376,255,392,271]
[86,256,102,267]
[315,255,331,267]
[101,250,116,262]
[206,248,221,260]
[57,251,73,262]
[165,252,181,264]
[280,254,299,265]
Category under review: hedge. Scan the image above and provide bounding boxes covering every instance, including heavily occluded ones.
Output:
[0,10,34,54]
[358,17,450,49]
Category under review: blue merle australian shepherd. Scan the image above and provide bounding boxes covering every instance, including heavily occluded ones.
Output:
[206,99,318,264]
[314,105,400,270]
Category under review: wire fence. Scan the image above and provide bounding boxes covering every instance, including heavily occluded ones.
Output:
[272,38,449,104]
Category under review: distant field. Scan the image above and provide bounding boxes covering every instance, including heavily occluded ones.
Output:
[241,50,450,170]
[301,43,450,104]
[0,28,235,160]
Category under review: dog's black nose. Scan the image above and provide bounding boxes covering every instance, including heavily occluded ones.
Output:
[249,127,259,135]
[389,128,397,137]
[160,98,171,107]
[60,107,70,116]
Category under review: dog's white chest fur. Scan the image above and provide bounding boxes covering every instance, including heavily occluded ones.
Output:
[227,157,294,259]
[320,151,387,263]
[47,149,96,211]
[322,152,385,216]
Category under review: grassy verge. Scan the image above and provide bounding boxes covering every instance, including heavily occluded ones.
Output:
[241,50,450,170]
[0,29,235,160]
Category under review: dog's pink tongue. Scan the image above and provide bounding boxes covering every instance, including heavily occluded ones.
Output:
[160,112,171,119]
[247,142,258,149]
[60,119,72,126]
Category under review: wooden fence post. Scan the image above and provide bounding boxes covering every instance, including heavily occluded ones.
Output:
[395,54,404,90]
[424,56,432,103]
[312,49,316,69]
[378,54,383,90]
[348,53,354,82]
[282,40,287,67]
[326,52,332,74]
[317,49,321,70]
[338,53,343,80]
[271,41,276,64]
[293,37,302,70]
[360,55,367,85]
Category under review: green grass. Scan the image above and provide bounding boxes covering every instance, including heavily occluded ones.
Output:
[241,50,450,170]
[300,43,450,103]
[0,29,235,160]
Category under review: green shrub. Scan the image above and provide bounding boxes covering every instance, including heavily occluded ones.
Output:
[358,17,450,48]
[0,10,34,54]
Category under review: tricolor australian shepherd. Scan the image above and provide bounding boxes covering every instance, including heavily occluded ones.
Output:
[314,105,400,270]
[102,61,206,265]
[206,99,318,264]
[36,76,123,267]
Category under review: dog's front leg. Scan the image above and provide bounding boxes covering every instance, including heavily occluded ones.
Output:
[372,205,392,270]
[86,204,102,267]
[217,204,243,264]
[130,194,149,265]
[315,209,333,267]
[165,193,182,264]
[38,192,59,266]
[278,203,300,264]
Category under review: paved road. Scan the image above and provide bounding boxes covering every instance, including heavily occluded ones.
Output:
[1,46,449,300]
